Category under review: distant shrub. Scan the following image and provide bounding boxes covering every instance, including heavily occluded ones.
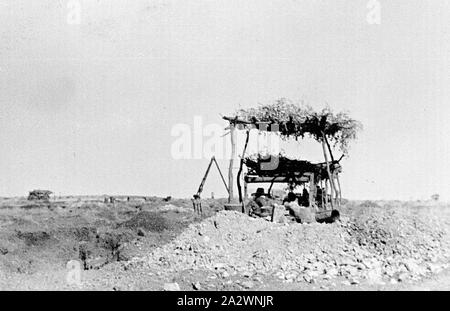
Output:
[431,194,440,201]
[27,190,52,201]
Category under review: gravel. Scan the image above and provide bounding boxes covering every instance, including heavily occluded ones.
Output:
[124,204,450,285]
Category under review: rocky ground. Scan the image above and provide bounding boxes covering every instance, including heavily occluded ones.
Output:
[0,197,449,291]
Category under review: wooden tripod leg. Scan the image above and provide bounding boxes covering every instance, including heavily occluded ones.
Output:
[334,173,342,207]
[308,173,316,209]
[228,124,236,203]
[321,135,335,210]
[244,178,248,200]
[321,180,325,209]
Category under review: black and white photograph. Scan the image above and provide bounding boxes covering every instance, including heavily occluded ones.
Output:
[0,0,449,296]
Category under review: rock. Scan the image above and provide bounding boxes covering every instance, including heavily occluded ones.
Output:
[303,274,315,284]
[305,270,321,278]
[241,281,254,289]
[214,263,226,270]
[339,258,357,267]
[221,271,230,278]
[403,259,425,275]
[324,268,338,277]
[242,271,253,278]
[427,263,442,274]
[305,254,316,262]
[342,266,359,278]
[0,246,8,255]
[366,268,383,284]
[164,282,180,291]
[192,282,201,290]
[314,262,326,273]
[284,272,298,281]
[389,278,398,285]
[137,228,145,237]
[397,272,409,282]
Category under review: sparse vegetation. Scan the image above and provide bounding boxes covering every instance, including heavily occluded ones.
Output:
[0,197,449,290]
[232,98,362,153]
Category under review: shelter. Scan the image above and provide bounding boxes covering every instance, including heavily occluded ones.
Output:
[223,99,361,211]
[28,190,52,201]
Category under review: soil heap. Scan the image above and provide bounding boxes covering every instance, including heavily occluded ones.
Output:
[125,205,450,284]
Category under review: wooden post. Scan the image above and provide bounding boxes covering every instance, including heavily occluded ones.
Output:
[324,136,335,162]
[323,135,339,208]
[321,134,335,210]
[320,180,325,209]
[332,174,339,206]
[268,177,277,197]
[335,172,342,207]
[237,130,250,205]
[309,173,315,208]
[228,123,236,203]
[244,177,248,200]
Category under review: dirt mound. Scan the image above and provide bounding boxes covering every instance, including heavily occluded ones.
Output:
[20,204,49,210]
[16,230,52,246]
[78,228,135,269]
[126,206,449,285]
[343,207,446,259]
[130,211,350,274]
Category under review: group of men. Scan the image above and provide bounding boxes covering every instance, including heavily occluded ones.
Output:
[246,186,340,224]
[247,187,313,220]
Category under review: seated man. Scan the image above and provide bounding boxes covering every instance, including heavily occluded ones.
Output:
[283,192,298,205]
[315,187,324,208]
[248,188,273,218]
[283,191,305,210]
[299,188,309,207]
[284,197,303,215]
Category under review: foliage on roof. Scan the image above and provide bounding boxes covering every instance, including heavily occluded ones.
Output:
[230,98,363,154]
[244,152,340,181]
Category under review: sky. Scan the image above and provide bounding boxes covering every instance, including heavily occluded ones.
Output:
[0,0,449,201]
